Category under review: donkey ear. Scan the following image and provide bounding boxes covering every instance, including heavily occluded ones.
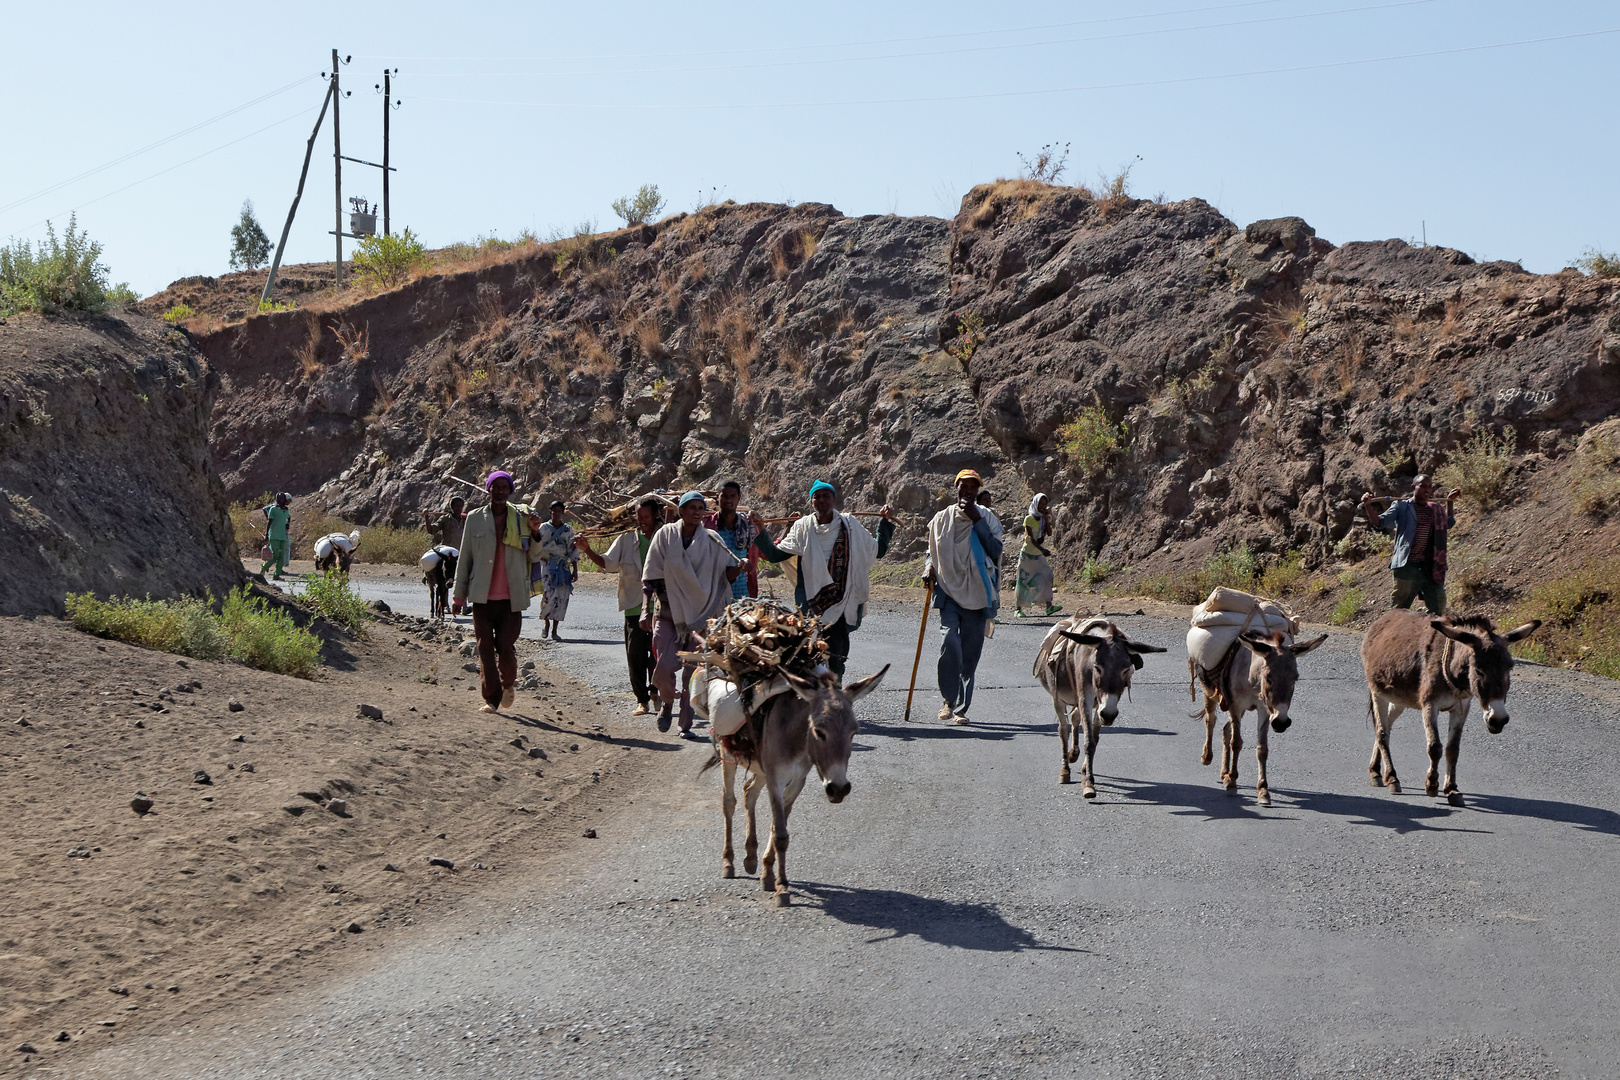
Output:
[841,664,890,702]
[1503,620,1541,643]
[1430,620,1483,649]
[1240,633,1275,655]
[1289,633,1329,656]
[1125,640,1168,654]
[783,670,822,701]
[1059,631,1105,647]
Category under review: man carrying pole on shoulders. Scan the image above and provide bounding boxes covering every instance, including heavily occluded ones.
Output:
[1362,473,1461,615]
[923,469,1002,724]
[576,499,664,717]
[641,490,743,737]
[751,480,896,683]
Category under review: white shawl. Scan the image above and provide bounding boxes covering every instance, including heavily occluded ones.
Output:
[642,522,738,632]
[602,530,649,613]
[926,504,989,611]
[773,512,878,627]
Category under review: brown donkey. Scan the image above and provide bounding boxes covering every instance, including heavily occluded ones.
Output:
[1360,610,1539,806]
[1035,617,1166,795]
[709,665,888,907]
[1189,630,1328,806]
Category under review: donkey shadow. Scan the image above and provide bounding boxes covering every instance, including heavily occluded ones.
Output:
[861,719,1046,744]
[1103,777,1297,822]
[794,881,1084,954]
[1463,792,1620,838]
[1275,787,1491,836]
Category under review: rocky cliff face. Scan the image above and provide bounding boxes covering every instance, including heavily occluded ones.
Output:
[193,187,1620,606]
[0,312,242,615]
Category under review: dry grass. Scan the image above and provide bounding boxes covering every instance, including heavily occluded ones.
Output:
[770,228,820,280]
[632,312,667,359]
[779,338,809,376]
[964,179,1069,230]
[1571,430,1620,517]
[1392,312,1421,343]
[296,320,323,379]
[717,302,759,395]
[1261,302,1306,350]
[1441,296,1465,337]
[1336,331,1366,396]
[333,321,369,364]
[573,327,616,377]
[1092,159,1139,220]
[474,283,508,341]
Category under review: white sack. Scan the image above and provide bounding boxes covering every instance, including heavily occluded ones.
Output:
[420,550,442,571]
[314,536,335,561]
[1187,588,1298,670]
[691,667,794,738]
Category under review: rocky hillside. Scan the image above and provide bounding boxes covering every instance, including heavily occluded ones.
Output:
[188,187,1620,618]
[0,311,243,615]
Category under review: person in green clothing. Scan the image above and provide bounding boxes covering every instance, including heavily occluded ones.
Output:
[1014,492,1063,618]
[576,499,663,716]
[260,492,292,580]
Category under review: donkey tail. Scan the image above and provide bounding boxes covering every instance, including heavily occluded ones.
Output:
[697,751,722,775]
[1186,656,1197,701]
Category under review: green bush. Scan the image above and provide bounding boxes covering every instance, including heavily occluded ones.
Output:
[1577,248,1620,278]
[1138,543,1261,604]
[228,199,271,271]
[66,586,322,677]
[352,228,429,289]
[1331,586,1366,626]
[257,298,295,314]
[1055,404,1123,476]
[0,215,118,315]
[106,282,141,308]
[219,586,322,678]
[353,523,432,564]
[1510,557,1620,679]
[1078,553,1112,588]
[1259,549,1305,596]
[1436,428,1518,509]
[611,184,667,226]
[66,592,227,660]
[163,303,194,324]
[300,569,369,633]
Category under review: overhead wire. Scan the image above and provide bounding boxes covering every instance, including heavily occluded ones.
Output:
[408,26,1620,111]
[397,0,1441,78]
[0,74,321,217]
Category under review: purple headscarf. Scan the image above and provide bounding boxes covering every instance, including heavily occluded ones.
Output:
[485,470,514,491]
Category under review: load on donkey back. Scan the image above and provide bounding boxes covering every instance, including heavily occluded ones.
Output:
[688,598,887,906]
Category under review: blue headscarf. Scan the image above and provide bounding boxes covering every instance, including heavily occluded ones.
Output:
[808,481,835,499]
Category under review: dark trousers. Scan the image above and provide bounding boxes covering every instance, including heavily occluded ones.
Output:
[625,615,655,705]
[936,591,988,712]
[823,616,852,678]
[471,600,523,708]
[1392,563,1447,615]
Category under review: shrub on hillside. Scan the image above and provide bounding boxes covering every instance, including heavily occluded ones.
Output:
[0,215,129,315]
[1138,544,1261,605]
[66,586,323,677]
[1577,248,1620,279]
[1436,428,1517,509]
[228,199,271,271]
[352,523,431,565]
[300,570,369,633]
[1055,404,1123,477]
[352,228,428,288]
[219,586,322,677]
[1510,558,1620,679]
[611,184,667,226]
[1331,586,1366,626]
[1571,431,1620,518]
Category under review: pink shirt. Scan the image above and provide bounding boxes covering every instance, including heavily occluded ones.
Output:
[487,512,511,602]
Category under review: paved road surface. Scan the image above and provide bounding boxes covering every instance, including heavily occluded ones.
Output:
[84,578,1620,1078]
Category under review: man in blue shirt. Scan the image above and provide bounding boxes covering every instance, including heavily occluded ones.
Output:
[1361,474,1460,615]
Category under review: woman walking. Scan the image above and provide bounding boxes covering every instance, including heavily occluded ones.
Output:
[536,499,578,641]
[1015,493,1063,618]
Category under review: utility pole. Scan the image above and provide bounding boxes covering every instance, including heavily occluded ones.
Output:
[332,47,343,286]
[382,69,391,236]
[260,80,335,306]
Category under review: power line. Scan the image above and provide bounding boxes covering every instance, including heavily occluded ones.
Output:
[398,0,1440,79]
[0,75,320,217]
[4,105,320,237]
[350,0,1302,63]
[408,26,1620,111]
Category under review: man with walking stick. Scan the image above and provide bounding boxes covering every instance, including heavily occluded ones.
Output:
[923,470,1003,724]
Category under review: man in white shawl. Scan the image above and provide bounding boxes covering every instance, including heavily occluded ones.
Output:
[641,490,743,737]
[923,469,1004,724]
[576,498,662,716]
[751,480,896,681]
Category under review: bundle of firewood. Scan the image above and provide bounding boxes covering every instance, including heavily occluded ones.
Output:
[698,598,829,684]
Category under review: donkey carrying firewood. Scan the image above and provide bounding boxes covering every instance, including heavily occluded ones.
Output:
[702,664,888,907]
[1360,610,1539,806]
[1035,617,1166,794]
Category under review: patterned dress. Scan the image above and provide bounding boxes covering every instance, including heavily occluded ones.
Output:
[536,521,577,621]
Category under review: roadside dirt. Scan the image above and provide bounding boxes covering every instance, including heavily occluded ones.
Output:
[0,594,683,1076]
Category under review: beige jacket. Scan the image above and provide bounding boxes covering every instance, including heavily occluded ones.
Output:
[452,505,544,609]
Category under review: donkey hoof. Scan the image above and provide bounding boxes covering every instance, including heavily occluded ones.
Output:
[1060,770,1071,785]
[1082,786,1097,800]
[1369,772,1384,787]
[1067,749,1080,764]
[1200,750,1213,766]
[721,863,735,880]
[1447,790,1464,807]
[1388,780,1402,796]
[743,855,758,875]
[760,872,775,892]
[1425,782,1439,798]
[1257,791,1272,808]
[770,890,790,908]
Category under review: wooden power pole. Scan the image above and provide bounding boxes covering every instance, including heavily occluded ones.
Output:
[382,69,391,236]
[261,80,334,306]
[332,47,343,286]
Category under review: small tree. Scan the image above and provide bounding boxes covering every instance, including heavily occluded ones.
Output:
[351,228,429,289]
[611,184,667,226]
[228,200,271,271]
[0,214,111,314]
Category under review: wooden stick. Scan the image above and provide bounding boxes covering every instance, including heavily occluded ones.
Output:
[903,581,934,723]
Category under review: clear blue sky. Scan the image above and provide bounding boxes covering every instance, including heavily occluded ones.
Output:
[3,1,1615,296]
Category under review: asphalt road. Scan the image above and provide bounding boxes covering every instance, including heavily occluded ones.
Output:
[83,577,1620,1079]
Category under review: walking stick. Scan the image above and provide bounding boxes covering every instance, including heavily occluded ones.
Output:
[903,581,934,723]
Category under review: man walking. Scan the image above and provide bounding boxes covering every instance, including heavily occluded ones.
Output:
[576,499,662,716]
[425,497,467,550]
[452,471,545,714]
[260,492,291,580]
[1362,474,1461,615]
[641,490,743,736]
[924,470,1003,724]
[535,500,578,641]
[704,480,759,600]
[751,481,895,681]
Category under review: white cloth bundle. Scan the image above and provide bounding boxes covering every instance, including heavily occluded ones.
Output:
[1186,588,1299,670]
[690,666,794,738]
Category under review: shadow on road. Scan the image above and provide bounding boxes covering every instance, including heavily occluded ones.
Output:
[861,720,1045,743]
[1277,787,1490,835]
[1467,792,1620,837]
[1104,777,1296,821]
[503,712,685,752]
[794,881,1084,953]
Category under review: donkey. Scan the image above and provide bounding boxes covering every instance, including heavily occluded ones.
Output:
[707,664,888,907]
[1189,629,1328,806]
[1360,610,1539,806]
[1035,617,1166,795]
